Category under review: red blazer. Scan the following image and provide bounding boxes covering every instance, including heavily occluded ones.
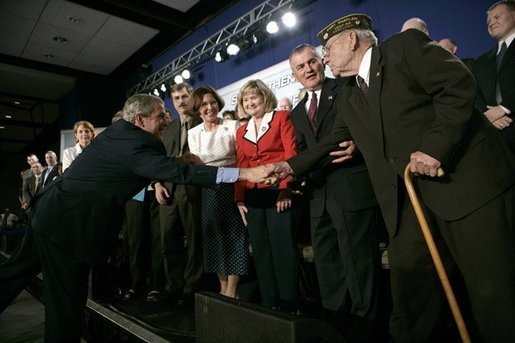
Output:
[235,110,297,202]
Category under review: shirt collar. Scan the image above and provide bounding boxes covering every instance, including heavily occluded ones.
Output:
[499,31,515,52]
[357,47,373,86]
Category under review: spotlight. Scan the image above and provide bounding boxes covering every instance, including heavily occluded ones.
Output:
[227,43,240,56]
[174,74,184,84]
[215,50,229,62]
[153,88,160,96]
[160,83,167,92]
[181,69,191,80]
[266,21,279,34]
[251,30,267,44]
[282,12,296,28]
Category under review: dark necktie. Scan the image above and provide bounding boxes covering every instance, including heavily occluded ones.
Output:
[307,92,318,134]
[496,42,507,104]
[180,120,189,155]
[357,76,369,97]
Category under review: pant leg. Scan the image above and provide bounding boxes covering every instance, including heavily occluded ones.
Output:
[247,207,278,307]
[36,233,90,343]
[0,227,41,312]
[148,193,165,291]
[125,199,148,291]
[266,207,299,303]
[178,200,203,294]
[159,201,186,292]
[438,187,515,342]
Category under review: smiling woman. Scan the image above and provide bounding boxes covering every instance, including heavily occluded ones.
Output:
[61,120,95,172]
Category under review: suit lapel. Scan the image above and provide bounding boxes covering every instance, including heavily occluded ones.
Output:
[368,47,385,154]
[316,79,337,132]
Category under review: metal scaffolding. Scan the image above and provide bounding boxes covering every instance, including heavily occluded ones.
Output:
[127,0,297,96]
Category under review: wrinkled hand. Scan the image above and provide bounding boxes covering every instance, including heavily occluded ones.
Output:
[265,161,293,180]
[176,152,204,165]
[409,151,442,177]
[154,182,171,205]
[236,201,248,226]
[492,115,512,130]
[276,189,292,213]
[239,165,278,184]
[484,105,507,123]
[330,140,356,164]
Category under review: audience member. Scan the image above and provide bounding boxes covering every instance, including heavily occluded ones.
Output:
[277,97,293,111]
[235,80,299,310]
[186,86,250,299]
[20,154,39,206]
[155,83,204,306]
[288,43,383,335]
[21,162,43,210]
[271,13,515,342]
[222,110,237,120]
[164,108,173,124]
[62,120,95,172]
[42,151,60,187]
[0,208,19,232]
[474,0,515,152]
[0,94,271,342]
[401,17,429,35]
[438,37,458,54]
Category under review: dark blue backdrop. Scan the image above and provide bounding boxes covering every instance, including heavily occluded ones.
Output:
[152,0,496,115]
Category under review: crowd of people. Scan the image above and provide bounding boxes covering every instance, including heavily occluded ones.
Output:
[1,1,514,342]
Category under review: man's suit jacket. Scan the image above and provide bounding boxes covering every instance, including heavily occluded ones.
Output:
[288,29,514,236]
[290,78,377,216]
[22,174,41,206]
[474,42,515,149]
[29,119,218,265]
[161,116,203,202]
[42,164,60,187]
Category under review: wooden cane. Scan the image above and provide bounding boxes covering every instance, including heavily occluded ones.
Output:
[403,165,471,343]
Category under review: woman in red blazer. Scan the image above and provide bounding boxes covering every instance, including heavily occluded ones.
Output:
[235,79,299,310]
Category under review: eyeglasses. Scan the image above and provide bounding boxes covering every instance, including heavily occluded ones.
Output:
[322,32,345,56]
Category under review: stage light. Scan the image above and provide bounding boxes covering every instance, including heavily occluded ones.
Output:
[282,12,296,28]
[227,43,240,56]
[251,30,267,44]
[181,69,191,80]
[215,49,229,62]
[174,74,184,84]
[153,88,160,96]
[266,20,279,34]
[160,83,167,92]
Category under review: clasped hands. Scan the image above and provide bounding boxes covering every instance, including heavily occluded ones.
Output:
[241,140,357,184]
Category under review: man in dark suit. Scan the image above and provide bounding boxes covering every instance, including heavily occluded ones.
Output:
[474,1,515,152]
[0,94,271,342]
[271,14,515,342]
[288,44,383,329]
[21,162,43,209]
[154,83,204,305]
[42,151,60,187]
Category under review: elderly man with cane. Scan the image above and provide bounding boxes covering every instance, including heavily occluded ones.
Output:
[271,13,515,342]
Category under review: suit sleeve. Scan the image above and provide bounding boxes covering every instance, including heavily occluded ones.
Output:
[130,138,217,187]
[402,29,476,165]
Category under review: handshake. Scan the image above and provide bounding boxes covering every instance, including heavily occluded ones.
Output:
[239,161,293,184]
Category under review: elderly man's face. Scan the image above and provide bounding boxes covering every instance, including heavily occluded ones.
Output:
[290,48,325,92]
[323,31,355,77]
[31,163,43,175]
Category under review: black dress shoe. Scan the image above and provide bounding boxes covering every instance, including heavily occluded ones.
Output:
[177,292,194,306]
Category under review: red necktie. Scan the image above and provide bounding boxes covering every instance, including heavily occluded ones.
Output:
[307,92,318,134]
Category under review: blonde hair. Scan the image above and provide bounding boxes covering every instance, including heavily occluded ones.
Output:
[237,80,277,116]
[73,120,95,142]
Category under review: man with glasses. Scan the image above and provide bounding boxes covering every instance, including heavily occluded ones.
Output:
[271,13,515,342]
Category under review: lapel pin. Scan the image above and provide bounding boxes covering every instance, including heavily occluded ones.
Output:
[328,96,333,100]
[261,127,266,132]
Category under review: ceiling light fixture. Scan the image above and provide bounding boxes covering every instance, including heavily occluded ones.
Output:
[282,12,297,28]
[181,69,191,80]
[160,84,167,92]
[215,50,229,63]
[226,43,240,56]
[174,75,184,84]
[266,21,279,34]
[14,101,20,105]
[153,89,160,96]
[5,115,12,119]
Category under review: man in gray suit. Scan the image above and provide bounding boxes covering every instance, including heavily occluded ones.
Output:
[155,83,204,305]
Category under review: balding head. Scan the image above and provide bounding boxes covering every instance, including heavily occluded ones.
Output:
[401,17,429,35]
[438,38,458,55]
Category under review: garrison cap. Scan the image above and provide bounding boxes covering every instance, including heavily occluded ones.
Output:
[317,13,372,45]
